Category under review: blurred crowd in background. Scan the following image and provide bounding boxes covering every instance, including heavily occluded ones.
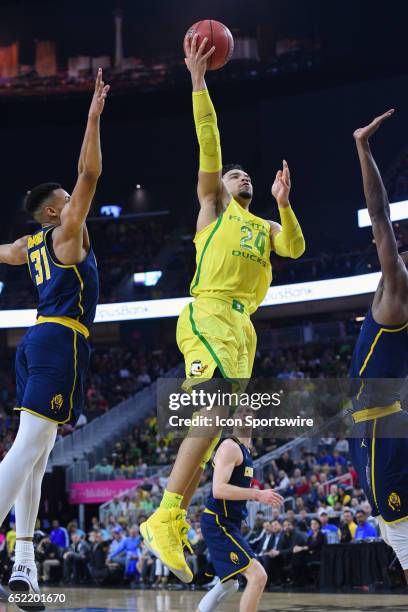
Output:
[0,436,397,591]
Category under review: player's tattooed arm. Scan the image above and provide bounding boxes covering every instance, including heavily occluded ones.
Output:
[354,109,408,300]
[59,68,110,238]
[0,235,29,265]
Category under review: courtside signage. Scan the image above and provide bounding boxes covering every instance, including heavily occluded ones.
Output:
[0,271,380,328]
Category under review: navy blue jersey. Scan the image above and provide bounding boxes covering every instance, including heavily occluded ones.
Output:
[206,436,253,522]
[349,308,408,523]
[27,226,99,335]
[349,308,408,410]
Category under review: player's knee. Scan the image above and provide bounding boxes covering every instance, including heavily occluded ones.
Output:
[257,566,268,589]
[18,417,56,465]
[33,425,57,454]
[245,560,267,589]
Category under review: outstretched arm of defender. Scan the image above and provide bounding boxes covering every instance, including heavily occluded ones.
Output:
[0,236,29,265]
[60,69,110,238]
[185,34,229,230]
[269,160,305,259]
[354,109,407,294]
[212,440,283,506]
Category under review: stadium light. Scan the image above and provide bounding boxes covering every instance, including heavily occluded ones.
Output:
[100,205,122,218]
[358,200,408,227]
[133,271,162,286]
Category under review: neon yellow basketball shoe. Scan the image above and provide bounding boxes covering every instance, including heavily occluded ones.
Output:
[140,507,193,583]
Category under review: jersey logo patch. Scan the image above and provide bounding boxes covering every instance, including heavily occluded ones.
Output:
[388,491,401,512]
[51,394,64,413]
[244,467,254,477]
[230,552,239,565]
[190,360,208,377]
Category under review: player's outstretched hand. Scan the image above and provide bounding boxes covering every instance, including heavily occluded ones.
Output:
[353,109,395,143]
[254,488,284,508]
[184,33,215,79]
[272,160,291,206]
[89,68,110,118]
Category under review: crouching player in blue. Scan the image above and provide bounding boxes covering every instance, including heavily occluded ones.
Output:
[198,420,283,612]
[349,109,408,579]
[0,69,109,608]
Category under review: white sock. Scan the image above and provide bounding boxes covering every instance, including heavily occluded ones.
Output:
[14,540,35,566]
[198,579,239,612]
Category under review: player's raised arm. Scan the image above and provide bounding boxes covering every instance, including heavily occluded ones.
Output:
[185,34,229,230]
[268,160,305,259]
[0,236,29,265]
[354,109,408,296]
[59,69,110,238]
[212,440,283,506]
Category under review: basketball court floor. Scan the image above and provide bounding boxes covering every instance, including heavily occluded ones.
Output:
[1,587,408,612]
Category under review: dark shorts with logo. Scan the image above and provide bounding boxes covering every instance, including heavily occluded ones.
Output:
[200,510,255,582]
[349,410,408,523]
[15,323,90,425]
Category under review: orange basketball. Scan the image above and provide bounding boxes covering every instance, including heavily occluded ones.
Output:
[183,20,234,70]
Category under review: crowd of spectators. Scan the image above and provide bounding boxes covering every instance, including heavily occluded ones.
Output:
[91,419,178,481]
[84,343,179,420]
[253,341,353,379]
[91,218,169,303]
[0,436,395,592]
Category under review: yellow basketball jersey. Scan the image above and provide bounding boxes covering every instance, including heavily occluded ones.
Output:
[190,197,272,315]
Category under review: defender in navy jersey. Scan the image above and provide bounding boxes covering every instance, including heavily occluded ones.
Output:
[199,422,283,612]
[349,109,408,580]
[0,69,109,605]
[15,224,99,424]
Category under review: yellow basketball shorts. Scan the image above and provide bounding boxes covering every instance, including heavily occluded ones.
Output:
[176,297,257,390]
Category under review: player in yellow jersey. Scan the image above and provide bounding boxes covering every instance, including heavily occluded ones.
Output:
[140,34,305,582]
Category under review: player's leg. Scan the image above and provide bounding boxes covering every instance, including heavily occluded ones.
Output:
[200,511,256,610]
[0,412,57,529]
[141,380,227,581]
[168,301,236,502]
[10,427,57,595]
[141,412,222,582]
[197,578,239,612]
[240,560,268,612]
[164,425,221,505]
[179,432,222,553]
[141,302,235,581]
[179,422,222,511]
[181,467,204,511]
[0,412,56,609]
[378,517,408,581]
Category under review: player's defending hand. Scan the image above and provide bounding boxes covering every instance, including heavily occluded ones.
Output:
[184,33,215,84]
[88,68,110,119]
[353,109,395,143]
[254,488,284,508]
[272,160,291,207]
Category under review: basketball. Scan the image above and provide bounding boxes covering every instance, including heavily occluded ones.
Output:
[184,20,234,70]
